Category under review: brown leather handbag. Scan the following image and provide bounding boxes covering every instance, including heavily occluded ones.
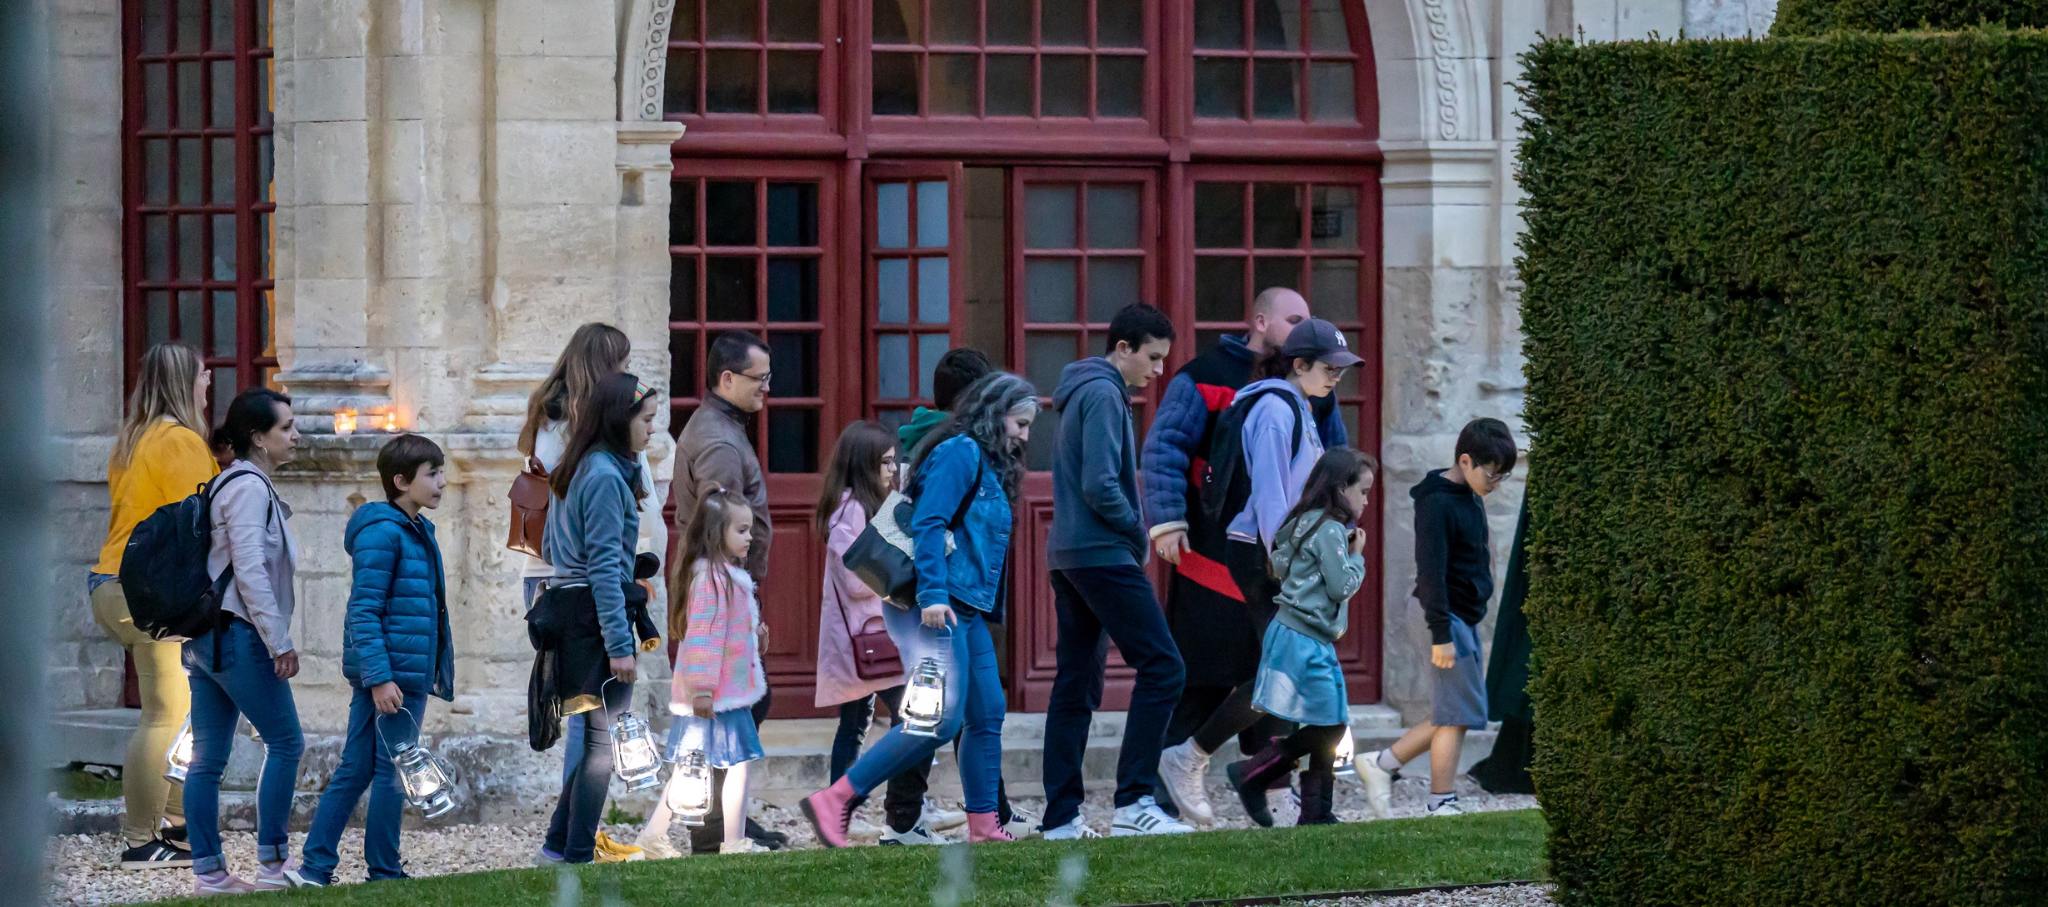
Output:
[506,456,551,559]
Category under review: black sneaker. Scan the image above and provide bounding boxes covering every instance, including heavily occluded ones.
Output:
[121,839,195,870]
[744,817,789,851]
[161,823,190,851]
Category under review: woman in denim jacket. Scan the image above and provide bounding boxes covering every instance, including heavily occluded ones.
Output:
[803,373,1040,847]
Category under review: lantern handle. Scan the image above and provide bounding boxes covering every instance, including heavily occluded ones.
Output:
[371,706,425,755]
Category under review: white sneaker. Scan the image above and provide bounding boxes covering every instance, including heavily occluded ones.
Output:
[1112,796,1195,836]
[847,815,885,840]
[1003,803,1042,840]
[1157,741,1215,826]
[1360,750,1397,819]
[719,839,772,854]
[878,822,950,846]
[634,830,683,860]
[922,799,967,831]
[1427,798,1465,817]
[1041,816,1101,841]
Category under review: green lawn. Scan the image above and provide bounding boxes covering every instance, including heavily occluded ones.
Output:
[51,767,123,801]
[154,810,1545,906]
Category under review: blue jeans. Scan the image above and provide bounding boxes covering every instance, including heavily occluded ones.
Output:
[844,605,1005,814]
[543,679,629,863]
[1043,566,1186,827]
[182,619,304,875]
[298,686,429,884]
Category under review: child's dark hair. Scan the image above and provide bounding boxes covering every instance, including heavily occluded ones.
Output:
[377,434,445,501]
[552,373,656,502]
[209,426,232,452]
[1106,303,1174,354]
[670,487,752,642]
[1455,417,1518,473]
[221,387,293,458]
[1280,447,1379,540]
[932,348,993,411]
[817,421,896,532]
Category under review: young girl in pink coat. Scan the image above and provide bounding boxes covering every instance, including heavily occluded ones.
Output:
[664,488,768,855]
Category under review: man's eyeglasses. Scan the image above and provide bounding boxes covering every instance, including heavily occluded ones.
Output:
[733,370,772,387]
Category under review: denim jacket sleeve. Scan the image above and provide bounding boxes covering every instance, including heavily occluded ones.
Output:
[910,438,977,609]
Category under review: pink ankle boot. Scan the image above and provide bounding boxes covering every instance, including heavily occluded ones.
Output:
[966,812,1016,843]
[801,777,858,848]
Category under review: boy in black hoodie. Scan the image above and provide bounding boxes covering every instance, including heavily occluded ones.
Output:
[1358,417,1517,819]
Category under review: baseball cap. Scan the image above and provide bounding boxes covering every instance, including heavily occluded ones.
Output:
[1281,318,1364,368]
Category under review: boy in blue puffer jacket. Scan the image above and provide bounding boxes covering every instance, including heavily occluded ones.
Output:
[290,435,453,887]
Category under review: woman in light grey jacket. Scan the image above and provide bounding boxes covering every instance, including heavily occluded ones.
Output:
[184,387,310,894]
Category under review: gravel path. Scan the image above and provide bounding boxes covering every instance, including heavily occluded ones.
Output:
[46,775,1536,906]
[1306,883,1555,906]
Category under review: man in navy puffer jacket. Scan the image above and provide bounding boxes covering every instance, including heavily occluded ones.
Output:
[292,436,453,887]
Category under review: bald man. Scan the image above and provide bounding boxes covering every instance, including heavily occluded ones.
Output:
[1138,287,1349,824]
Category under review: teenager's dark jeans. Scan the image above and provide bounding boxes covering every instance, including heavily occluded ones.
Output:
[181,619,305,876]
[544,680,629,863]
[1042,565,1187,830]
[300,687,429,883]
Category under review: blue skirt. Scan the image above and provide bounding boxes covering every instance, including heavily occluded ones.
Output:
[1251,622,1350,727]
[665,708,764,769]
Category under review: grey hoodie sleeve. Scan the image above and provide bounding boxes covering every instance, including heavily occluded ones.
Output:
[1076,383,1143,543]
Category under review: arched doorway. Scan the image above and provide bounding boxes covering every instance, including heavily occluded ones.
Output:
[659,0,1382,715]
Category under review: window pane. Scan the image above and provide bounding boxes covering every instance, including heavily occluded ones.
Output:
[872,53,919,115]
[144,64,168,129]
[1196,328,1232,355]
[675,0,700,41]
[1253,0,1295,50]
[706,0,755,40]
[1253,59,1299,119]
[209,60,235,128]
[144,140,169,205]
[212,291,237,357]
[1042,56,1089,116]
[877,258,910,322]
[177,138,202,204]
[877,333,911,398]
[211,214,235,279]
[1310,62,1355,123]
[769,333,819,395]
[768,0,819,41]
[918,257,949,323]
[1097,56,1144,118]
[177,214,204,278]
[177,0,201,51]
[987,54,1032,115]
[706,256,757,320]
[1043,0,1088,46]
[145,215,171,280]
[1309,0,1350,52]
[209,0,234,48]
[210,137,235,204]
[1086,184,1140,248]
[258,212,271,277]
[873,0,920,44]
[1026,404,1059,470]
[1311,186,1359,250]
[142,0,168,53]
[766,257,819,321]
[1025,185,1077,249]
[877,182,909,248]
[671,180,698,246]
[670,332,698,394]
[1253,256,1302,294]
[1310,259,1359,322]
[259,287,272,353]
[918,333,951,399]
[706,49,760,113]
[766,182,818,246]
[211,367,236,417]
[931,0,977,44]
[916,181,949,248]
[1088,257,1141,322]
[706,180,756,245]
[145,292,171,347]
[671,256,699,322]
[1341,330,1365,394]
[1195,0,1244,49]
[178,291,203,346]
[254,57,270,127]
[767,52,819,114]
[665,50,699,115]
[1025,334,1077,399]
[989,1,1032,44]
[1194,183,1245,248]
[177,61,202,128]
[768,408,819,472]
[1252,183,1301,248]
[258,133,273,190]
[1195,256,1246,321]
[1026,258,1078,322]
[1099,0,1144,47]
[1195,59,1246,119]
[929,54,978,116]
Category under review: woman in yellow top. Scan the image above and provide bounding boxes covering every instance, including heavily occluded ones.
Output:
[90,343,218,870]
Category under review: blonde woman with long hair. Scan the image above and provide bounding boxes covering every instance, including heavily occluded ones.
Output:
[90,343,218,870]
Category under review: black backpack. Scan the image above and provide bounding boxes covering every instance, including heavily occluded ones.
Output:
[1199,386,1307,534]
[120,469,271,643]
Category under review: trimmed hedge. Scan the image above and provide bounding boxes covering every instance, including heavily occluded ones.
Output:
[1775,0,2048,34]
[1517,32,2048,906]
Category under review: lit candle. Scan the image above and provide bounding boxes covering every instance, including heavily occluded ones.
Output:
[334,409,358,436]
[381,410,400,433]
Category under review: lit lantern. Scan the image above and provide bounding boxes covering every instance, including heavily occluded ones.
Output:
[333,409,358,436]
[389,739,459,819]
[163,718,195,784]
[1333,725,1358,779]
[664,749,714,827]
[901,657,947,738]
[612,709,665,791]
[380,410,399,433]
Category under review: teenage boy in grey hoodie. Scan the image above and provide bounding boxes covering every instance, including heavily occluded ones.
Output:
[1040,304,1193,839]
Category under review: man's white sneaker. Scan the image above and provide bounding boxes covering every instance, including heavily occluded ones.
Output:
[634,830,683,860]
[1041,817,1102,841]
[878,822,950,846]
[1112,796,1195,836]
[1003,803,1043,840]
[1157,741,1215,826]
[923,799,968,831]
[1360,750,1397,819]
[1427,797,1465,817]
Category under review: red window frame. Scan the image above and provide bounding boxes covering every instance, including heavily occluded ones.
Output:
[1187,0,1376,149]
[122,0,277,405]
[863,161,966,429]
